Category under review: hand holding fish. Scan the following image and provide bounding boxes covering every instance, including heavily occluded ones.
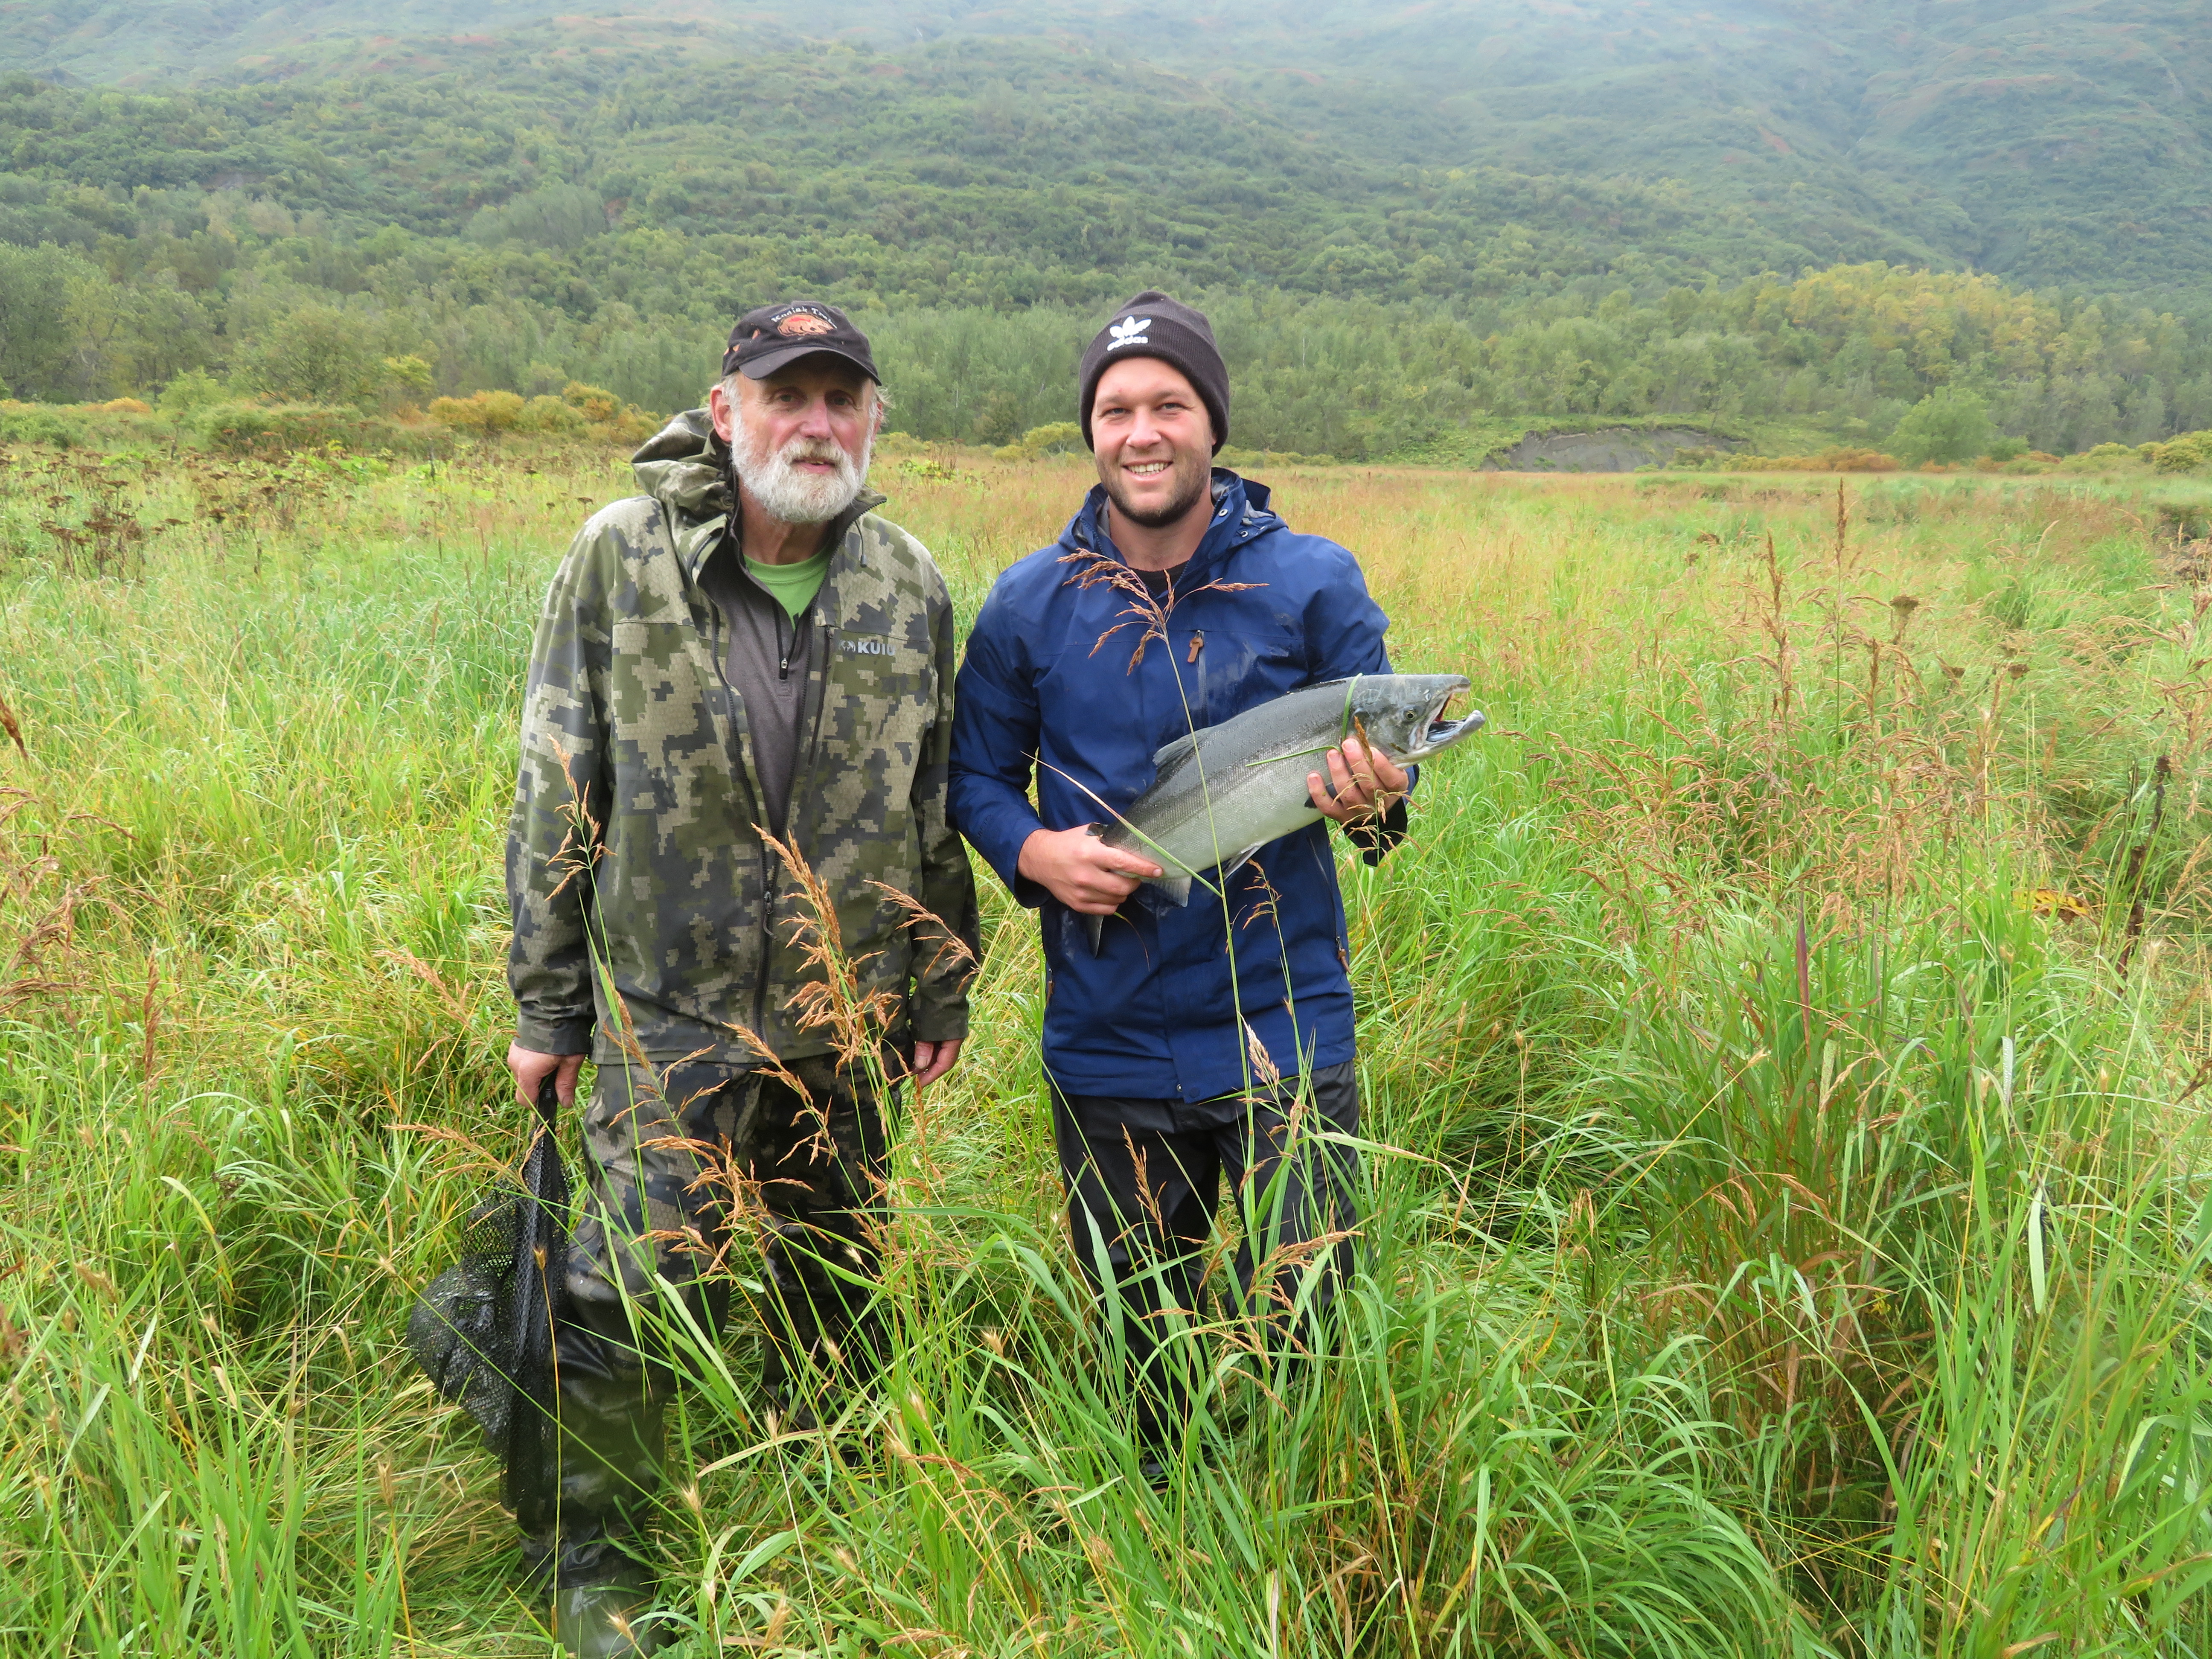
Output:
[1307,736,1408,826]
[1019,825,1165,914]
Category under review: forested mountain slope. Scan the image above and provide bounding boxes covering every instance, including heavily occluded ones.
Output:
[1,3,2207,457]
[0,44,1866,304]
[7,0,2206,292]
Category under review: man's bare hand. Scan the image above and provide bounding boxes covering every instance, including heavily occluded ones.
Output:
[911,1037,963,1089]
[1018,825,1163,914]
[1309,737,1409,826]
[508,1042,587,1110]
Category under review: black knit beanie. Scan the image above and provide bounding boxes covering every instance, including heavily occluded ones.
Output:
[1077,290,1229,454]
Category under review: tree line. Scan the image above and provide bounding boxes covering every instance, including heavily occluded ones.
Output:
[2,56,2208,460]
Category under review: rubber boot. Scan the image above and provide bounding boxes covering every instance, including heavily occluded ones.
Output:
[515,1365,672,1656]
[552,1551,669,1657]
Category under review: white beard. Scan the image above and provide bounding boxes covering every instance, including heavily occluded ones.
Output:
[729,419,872,526]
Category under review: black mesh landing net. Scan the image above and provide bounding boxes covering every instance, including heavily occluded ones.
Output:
[407,1077,570,1516]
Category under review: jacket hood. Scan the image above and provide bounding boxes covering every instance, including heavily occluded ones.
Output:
[1059,469,1280,576]
[632,408,730,521]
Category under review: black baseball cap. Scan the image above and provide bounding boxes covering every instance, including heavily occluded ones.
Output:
[723,300,879,382]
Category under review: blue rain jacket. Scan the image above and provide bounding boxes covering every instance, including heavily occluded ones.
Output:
[948,472,1399,1101]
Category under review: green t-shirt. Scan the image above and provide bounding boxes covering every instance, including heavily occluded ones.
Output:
[745,550,831,621]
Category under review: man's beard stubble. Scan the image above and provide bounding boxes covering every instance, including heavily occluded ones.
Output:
[728,418,873,527]
[1101,444,1211,530]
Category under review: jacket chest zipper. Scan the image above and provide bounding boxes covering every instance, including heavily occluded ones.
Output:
[759,612,837,1047]
[789,612,833,828]
[755,617,786,1042]
[703,600,777,1048]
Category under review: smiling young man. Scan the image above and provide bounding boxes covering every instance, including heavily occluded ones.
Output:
[487,300,977,1655]
[947,290,1414,1471]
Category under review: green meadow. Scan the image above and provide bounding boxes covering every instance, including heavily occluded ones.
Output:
[3,438,2211,1656]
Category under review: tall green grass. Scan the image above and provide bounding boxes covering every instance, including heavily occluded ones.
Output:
[1,441,2208,1655]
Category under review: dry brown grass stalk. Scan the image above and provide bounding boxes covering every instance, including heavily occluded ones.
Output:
[1057,543,1262,671]
[0,790,122,1016]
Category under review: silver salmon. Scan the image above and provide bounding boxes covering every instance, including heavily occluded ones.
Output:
[1081,672,1480,952]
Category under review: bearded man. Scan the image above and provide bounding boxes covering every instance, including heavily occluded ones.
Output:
[502,301,976,1655]
[947,291,1413,1479]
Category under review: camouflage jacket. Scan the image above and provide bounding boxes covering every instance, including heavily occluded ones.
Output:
[508,410,978,1069]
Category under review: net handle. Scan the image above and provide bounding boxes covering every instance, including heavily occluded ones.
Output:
[534,1073,560,1134]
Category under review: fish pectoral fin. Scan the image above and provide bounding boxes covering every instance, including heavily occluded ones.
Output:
[1220,843,1267,879]
[1146,872,1193,907]
[1083,911,1106,956]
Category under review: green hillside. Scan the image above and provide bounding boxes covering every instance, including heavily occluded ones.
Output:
[6,0,2207,292]
[1201,0,2212,291]
[1,3,2208,457]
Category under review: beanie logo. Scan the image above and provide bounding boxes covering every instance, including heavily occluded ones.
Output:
[1106,314,1152,350]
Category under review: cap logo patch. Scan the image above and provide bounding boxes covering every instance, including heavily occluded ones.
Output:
[1106,314,1151,350]
[774,309,837,337]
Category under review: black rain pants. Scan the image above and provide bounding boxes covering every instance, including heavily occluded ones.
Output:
[1050,1059,1361,1452]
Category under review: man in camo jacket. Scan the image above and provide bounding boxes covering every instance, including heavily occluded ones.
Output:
[503,301,977,1656]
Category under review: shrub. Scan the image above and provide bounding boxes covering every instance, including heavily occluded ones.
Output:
[994,419,1084,461]
[193,402,432,457]
[99,397,152,415]
[1822,446,1898,472]
[1887,388,2002,466]
[517,395,587,435]
[2146,430,2212,473]
[560,381,624,423]
[427,390,526,433]
[592,406,661,445]
[382,355,434,403]
[419,383,652,443]
[196,402,351,453]
[1735,447,1898,473]
[158,369,227,418]
[240,305,384,405]
[2070,442,2139,469]
[0,402,82,447]
[1216,442,1337,469]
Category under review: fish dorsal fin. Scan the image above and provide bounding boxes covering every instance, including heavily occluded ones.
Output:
[1150,731,1202,775]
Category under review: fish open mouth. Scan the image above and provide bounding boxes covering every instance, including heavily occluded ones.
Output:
[1404,682,1483,760]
